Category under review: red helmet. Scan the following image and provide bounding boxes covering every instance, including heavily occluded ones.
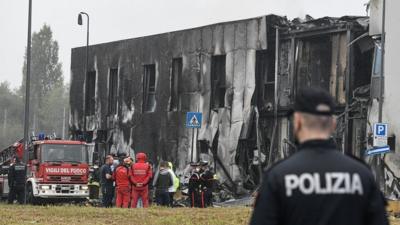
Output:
[136,152,147,162]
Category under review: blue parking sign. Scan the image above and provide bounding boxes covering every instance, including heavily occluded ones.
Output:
[186,112,202,128]
[374,123,387,136]
[373,123,388,147]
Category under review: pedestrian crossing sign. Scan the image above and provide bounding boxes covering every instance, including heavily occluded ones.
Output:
[186,112,202,128]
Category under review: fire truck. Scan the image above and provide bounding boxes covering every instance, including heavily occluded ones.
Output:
[0,136,90,204]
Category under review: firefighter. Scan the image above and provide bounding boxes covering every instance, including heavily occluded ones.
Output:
[130,152,152,208]
[250,88,389,225]
[199,161,215,207]
[113,157,131,208]
[8,157,27,204]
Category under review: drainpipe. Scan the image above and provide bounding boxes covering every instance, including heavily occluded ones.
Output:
[378,0,386,195]
[378,0,386,123]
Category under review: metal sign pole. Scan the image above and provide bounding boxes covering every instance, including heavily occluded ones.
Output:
[186,112,202,163]
[191,128,195,162]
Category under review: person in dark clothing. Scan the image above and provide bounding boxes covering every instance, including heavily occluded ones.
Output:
[250,88,389,225]
[199,161,215,207]
[188,162,202,208]
[100,155,114,207]
[154,161,173,206]
[8,157,26,204]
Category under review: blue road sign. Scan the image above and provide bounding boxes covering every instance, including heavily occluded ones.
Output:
[366,146,390,156]
[374,123,388,136]
[186,112,202,128]
[373,123,388,147]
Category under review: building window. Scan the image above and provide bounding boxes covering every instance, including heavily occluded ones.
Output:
[263,52,275,107]
[143,64,156,112]
[211,55,226,109]
[170,58,182,111]
[251,50,275,110]
[108,68,118,115]
[85,71,96,116]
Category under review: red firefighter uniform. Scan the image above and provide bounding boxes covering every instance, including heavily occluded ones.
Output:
[130,153,152,208]
[113,163,131,208]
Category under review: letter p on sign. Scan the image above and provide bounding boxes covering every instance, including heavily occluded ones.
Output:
[374,123,387,136]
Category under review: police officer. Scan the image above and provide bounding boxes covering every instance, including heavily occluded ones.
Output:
[188,162,202,207]
[199,161,215,207]
[8,157,27,204]
[100,155,114,207]
[250,88,389,225]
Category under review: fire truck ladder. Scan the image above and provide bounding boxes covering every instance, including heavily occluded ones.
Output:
[0,139,23,165]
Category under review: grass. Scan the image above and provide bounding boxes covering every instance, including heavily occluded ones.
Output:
[0,204,252,225]
[0,204,398,225]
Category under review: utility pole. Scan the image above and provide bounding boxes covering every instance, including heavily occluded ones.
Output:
[23,0,33,204]
[24,0,32,163]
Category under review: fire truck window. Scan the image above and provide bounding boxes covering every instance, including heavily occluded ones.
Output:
[41,144,87,163]
[32,145,39,159]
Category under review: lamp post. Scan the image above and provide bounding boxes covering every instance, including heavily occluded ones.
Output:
[78,12,89,136]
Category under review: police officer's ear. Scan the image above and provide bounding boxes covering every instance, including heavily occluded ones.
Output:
[330,116,337,133]
[293,112,302,133]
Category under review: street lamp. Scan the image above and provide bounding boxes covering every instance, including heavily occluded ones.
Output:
[78,12,89,136]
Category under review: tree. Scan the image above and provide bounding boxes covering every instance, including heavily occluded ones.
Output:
[21,24,64,134]
[39,84,69,137]
[0,82,24,148]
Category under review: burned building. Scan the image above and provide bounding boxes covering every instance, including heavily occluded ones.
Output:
[70,15,374,192]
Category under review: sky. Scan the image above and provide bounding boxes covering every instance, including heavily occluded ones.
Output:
[0,0,368,89]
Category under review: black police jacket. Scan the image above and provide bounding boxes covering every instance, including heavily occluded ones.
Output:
[250,139,389,225]
[200,170,215,190]
[8,162,27,187]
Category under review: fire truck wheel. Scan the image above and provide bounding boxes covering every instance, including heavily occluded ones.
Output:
[26,184,38,205]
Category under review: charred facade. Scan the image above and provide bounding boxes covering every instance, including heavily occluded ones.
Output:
[70,15,375,193]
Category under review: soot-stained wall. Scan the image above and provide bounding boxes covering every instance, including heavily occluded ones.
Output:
[70,15,373,192]
[70,16,273,186]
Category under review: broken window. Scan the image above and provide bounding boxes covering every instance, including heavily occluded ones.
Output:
[296,37,332,91]
[251,50,275,111]
[264,51,275,109]
[85,71,96,116]
[198,140,210,154]
[143,64,156,112]
[170,58,182,111]
[108,68,118,115]
[211,55,226,109]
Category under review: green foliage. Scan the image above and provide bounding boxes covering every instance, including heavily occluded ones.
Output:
[38,84,69,136]
[0,82,24,148]
[0,24,68,148]
[19,24,66,136]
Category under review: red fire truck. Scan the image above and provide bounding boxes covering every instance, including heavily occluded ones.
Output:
[0,136,90,204]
